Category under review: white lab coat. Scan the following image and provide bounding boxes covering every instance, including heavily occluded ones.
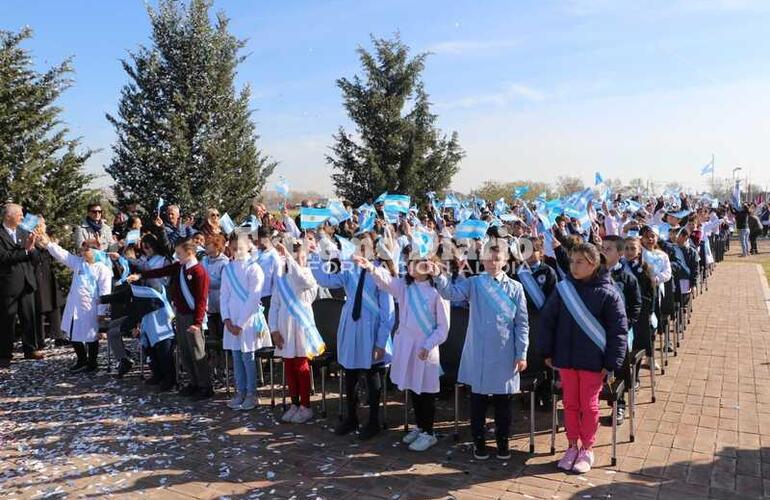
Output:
[268,257,319,358]
[220,258,272,352]
[47,242,112,343]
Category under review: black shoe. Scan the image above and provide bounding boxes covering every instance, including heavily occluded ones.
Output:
[334,418,359,436]
[178,384,199,397]
[192,387,214,400]
[496,439,511,460]
[144,375,162,386]
[116,358,134,378]
[616,404,626,426]
[665,342,675,353]
[155,379,176,393]
[85,364,98,373]
[54,339,70,347]
[473,439,489,460]
[358,421,381,441]
[69,362,88,373]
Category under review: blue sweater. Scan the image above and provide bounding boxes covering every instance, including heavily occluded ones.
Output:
[537,270,628,372]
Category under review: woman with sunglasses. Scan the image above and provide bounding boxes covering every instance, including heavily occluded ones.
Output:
[74,202,113,251]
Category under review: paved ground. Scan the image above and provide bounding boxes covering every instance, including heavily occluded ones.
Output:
[2,239,770,499]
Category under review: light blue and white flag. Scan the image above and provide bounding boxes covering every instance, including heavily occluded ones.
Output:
[126,229,141,245]
[513,185,530,199]
[455,219,489,240]
[357,209,376,233]
[412,228,434,258]
[595,172,604,185]
[494,198,508,215]
[374,192,388,204]
[20,213,39,233]
[731,179,742,209]
[327,199,351,224]
[443,193,461,209]
[300,207,332,229]
[700,161,714,176]
[219,213,235,235]
[156,197,165,213]
[384,194,410,214]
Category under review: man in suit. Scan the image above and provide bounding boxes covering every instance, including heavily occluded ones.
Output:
[0,203,44,367]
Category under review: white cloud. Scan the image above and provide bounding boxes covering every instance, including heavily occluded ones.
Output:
[425,39,519,55]
[439,83,548,110]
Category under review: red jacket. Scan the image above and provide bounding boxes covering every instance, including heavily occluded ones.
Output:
[142,261,209,327]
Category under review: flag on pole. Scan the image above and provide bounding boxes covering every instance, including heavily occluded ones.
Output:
[219,213,236,235]
[327,199,351,224]
[20,213,39,232]
[595,172,604,185]
[700,161,714,176]
[412,229,434,258]
[383,194,410,214]
[357,209,376,234]
[156,197,165,215]
[300,207,332,229]
[336,235,357,260]
[275,177,290,197]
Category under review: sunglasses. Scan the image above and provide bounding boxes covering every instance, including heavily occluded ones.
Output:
[210,213,220,217]
[89,209,102,214]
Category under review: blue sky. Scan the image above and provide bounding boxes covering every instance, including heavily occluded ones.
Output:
[5,0,770,195]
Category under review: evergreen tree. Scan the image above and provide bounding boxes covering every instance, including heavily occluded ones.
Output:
[328,35,464,206]
[0,27,97,239]
[106,0,275,218]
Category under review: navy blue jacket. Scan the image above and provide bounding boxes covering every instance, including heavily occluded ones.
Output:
[537,270,628,372]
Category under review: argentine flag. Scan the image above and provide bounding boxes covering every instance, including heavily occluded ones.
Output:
[327,199,351,224]
[300,207,332,229]
[384,194,411,214]
[700,162,714,176]
[595,172,604,185]
[455,219,489,240]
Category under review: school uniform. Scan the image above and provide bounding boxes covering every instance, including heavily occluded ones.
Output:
[309,252,395,428]
[370,267,450,434]
[142,259,212,394]
[203,253,229,341]
[268,256,323,408]
[220,257,271,396]
[252,247,281,316]
[436,271,529,442]
[46,243,112,369]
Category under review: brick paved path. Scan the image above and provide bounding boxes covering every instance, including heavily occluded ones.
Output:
[1,241,769,499]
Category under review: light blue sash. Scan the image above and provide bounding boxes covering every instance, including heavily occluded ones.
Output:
[517,265,545,310]
[224,262,249,302]
[275,274,325,357]
[477,273,516,319]
[117,256,130,285]
[132,284,176,347]
[555,280,607,352]
[148,254,166,269]
[406,283,435,338]
[224,262,266,332]
[178,265,208,329]
[611,278,634,349]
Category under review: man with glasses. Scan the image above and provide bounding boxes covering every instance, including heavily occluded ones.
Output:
[74,202,113,251]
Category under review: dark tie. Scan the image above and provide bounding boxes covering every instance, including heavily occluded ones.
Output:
[351,268,367,321]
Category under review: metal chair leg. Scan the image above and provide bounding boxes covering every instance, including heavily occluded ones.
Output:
[269,358,275,407]
[649,355,657,403]
[611,401,618,467]
[310,365,316,395]
[453,383,460,441]
[139,343,144,380]
[630,364,636,443]
[403,390,409,433]
[550,392,557,455]
[281,361,286,411]
[338,368,344,421]
[321,366,327,418]
[381,367,388,430]
[529,390,535,453]
[224,350,230,397]
[257,357,265,388]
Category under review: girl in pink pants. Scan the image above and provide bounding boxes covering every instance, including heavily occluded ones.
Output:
[539,242,628,474]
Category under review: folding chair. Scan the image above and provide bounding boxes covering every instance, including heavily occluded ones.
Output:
[311,298,344,418]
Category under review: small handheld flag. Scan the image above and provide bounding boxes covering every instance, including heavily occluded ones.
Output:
[412,229,434,258]
[455,219,489,240]
[156,197,165,216]
[383,194,410,214]
[275,177,290,198]
[336,235,357,260]
[300,207,332,230]
[219,213,236,235]
[327,199,351,224]
[595,172,604,185]
[20,213,39,233]
[126,229,141,245]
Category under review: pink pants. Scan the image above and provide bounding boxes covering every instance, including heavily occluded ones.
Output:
[559,368,604,449]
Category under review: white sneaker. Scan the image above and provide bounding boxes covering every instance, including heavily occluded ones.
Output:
[291,406,313,423]
[402,427,423,444]
[281,404,299,422]
[239,393,258,411]
[227,392,244,410]
[408,432,437,452]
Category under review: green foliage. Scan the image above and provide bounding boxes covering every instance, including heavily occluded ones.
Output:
[327,35,464,207]
[470,180,553,202]
[106,0,276,220]
[0,27,97,240]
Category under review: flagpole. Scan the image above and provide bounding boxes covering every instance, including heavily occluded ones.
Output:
[711,153,715,184]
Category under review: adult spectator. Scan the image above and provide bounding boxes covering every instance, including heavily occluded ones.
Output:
[163,204,193,248]
[34,216,65,347]
[0,203,44,367]
[74,202,112,251]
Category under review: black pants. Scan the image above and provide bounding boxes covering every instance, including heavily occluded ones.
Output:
[470,393,513,441]
[73,341,99,368]
[148,338,175,384]
[750,234,758,254]
[344,366,382,424]
[410,391,436,434]
[0,289,41,359]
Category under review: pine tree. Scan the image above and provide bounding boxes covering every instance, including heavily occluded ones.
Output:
[328,35,464,207]
[106,0,275,219]
[0,27,97,239]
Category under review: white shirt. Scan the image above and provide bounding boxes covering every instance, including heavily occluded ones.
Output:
[3,224,17,245]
